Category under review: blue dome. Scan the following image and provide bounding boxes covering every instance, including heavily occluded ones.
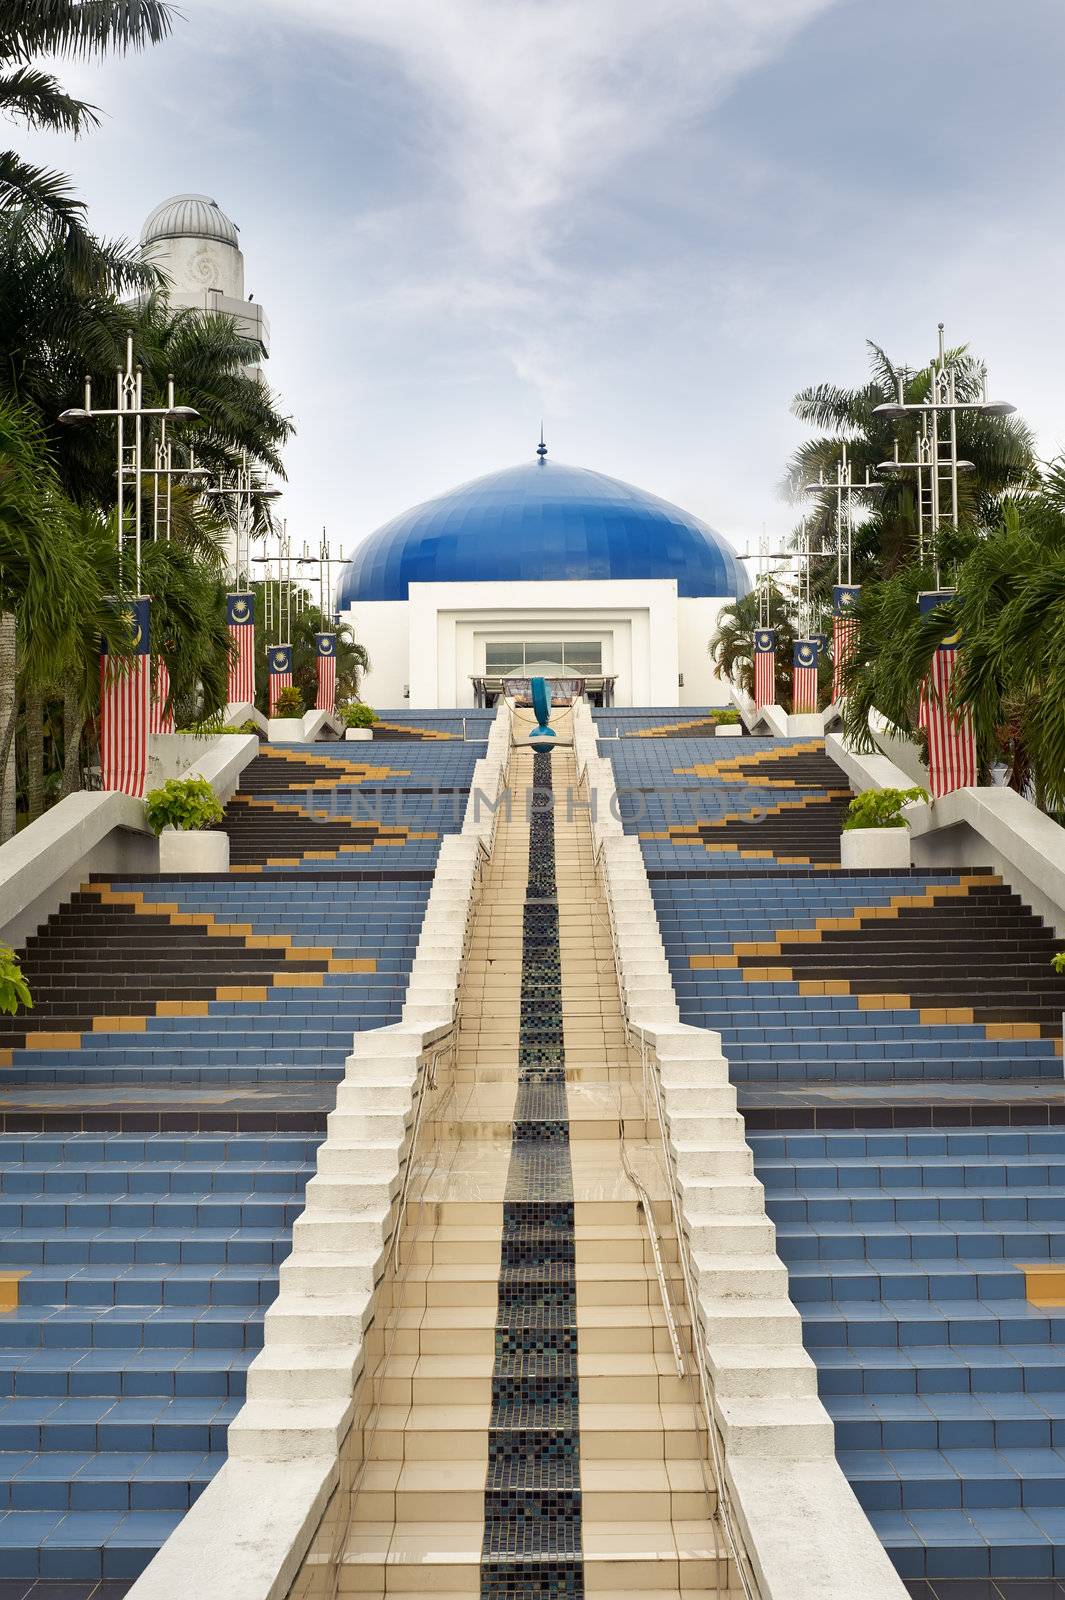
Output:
[337,458,749,604]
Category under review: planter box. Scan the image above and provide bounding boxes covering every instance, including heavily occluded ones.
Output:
[345,728,373,741]
[840,827,911,870]
[715,724,743,737]
[158,829,230,874]
[268,718,304,743]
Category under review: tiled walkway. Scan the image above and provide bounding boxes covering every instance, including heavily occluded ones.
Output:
[286,748,737,1597]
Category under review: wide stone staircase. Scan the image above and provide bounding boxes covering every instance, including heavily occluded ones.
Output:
[600,722,1065,1592]
[287,748,739,1598]
[0,730,473,1590]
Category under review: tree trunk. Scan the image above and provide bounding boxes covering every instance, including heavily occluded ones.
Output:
[60,680,86,800]
[0,612,16,842]
[25,688,44,824]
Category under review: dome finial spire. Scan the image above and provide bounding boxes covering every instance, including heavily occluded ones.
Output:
[537,423,547,463]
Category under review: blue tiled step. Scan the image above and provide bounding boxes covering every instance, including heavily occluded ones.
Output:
[775,1223,1065,1260]
[0,1396,239,1454]
[0,1447,225,1511]
[801,1297,1065,1348]
[0,1505,184,1580]
[868,1503,1065,1582]
[827,1391,1065,1453]
[13,1266,279,1307]
[0,1226,293,1267]
[841,1444,1065,1511]
[0,1199,304,1229]
[0,1306,264,1351]
[0,1347,251,1399]
[816,1344,1065,1396]
[788,1262,1037,1304]
[759,1157,1065,1189]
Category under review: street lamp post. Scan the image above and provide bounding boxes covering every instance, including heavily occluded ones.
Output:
[59,332,199,589]
[203,452,281,588]
[873,322,1015,584]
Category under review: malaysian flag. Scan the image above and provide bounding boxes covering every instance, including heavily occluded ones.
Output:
[316,633,337,715]
[792,638,820,714]
[149,656,175,735]
[753,628,776,709]
[99,597,150,797]
[918,591,976,798]
[227,593,256,707]
[832,585,861,705]
[268,643,293,716]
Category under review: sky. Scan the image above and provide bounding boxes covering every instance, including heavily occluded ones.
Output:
[19,0,1065,576]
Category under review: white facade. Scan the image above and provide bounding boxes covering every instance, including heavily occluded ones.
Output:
[140,194,270,360]
[344,581,735,709]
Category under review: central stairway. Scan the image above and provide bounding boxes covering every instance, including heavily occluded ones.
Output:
[287,747,738,1597]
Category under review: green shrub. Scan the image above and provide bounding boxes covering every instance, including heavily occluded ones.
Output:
[712,709,741,725]
[1052,951,1065,975]
[144,776,225,836]
[0,945,31,1017]
[273,686,305,717]
[842,786,929,831]
[341,702,377,728]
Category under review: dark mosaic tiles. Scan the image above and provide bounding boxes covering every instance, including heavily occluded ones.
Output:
[482,750,583,1600]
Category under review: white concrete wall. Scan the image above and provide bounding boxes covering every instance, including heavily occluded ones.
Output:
[146,234,245,300]
[677,596,736,706]
[343,598,409,709]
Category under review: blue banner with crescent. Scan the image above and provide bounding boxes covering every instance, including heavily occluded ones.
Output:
[918,589,961,649]
[792,639,819,669]
[227,592,254,627]
[833,585,861,616]
[754,629,776,653]
[269,644,292,675]
[101,596,150,657]
[315,633,336,658]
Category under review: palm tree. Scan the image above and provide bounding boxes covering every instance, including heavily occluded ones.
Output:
[840,474,1065,813]
[0,395,123,836]
[785,340,1036,587]
[0,1,174,254]
[709,582,828,712]
[250,583,369,715]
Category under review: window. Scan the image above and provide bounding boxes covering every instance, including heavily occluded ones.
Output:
[484,641,603,674]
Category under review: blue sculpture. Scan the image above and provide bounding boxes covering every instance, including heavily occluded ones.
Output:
[529,677,556,751]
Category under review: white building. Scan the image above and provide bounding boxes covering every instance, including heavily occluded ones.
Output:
[337,448,751,709]
[140,193,269,365]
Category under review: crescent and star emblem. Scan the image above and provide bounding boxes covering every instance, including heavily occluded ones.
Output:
[942,629,961,647]
[319,639,334,655]
[273,652,288,670]
[130,624,143,649]
[799,645,813,664]
[232,600,249,621]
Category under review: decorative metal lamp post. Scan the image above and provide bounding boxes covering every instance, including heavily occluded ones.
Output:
[801,444,882,705]
[873,324,1015,795]
[59,333,199,795]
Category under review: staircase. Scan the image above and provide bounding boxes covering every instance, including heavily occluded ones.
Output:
[288,748,738,1597]
[0,728,462,1589]
[601,725,1065,1589]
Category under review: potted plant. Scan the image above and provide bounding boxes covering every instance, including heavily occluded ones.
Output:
[840,786,928,869]
[0,945,31,1017]
[341,702,377,741]
[713,708,743,737]
[269,685,306,743]
[145,776,229,873]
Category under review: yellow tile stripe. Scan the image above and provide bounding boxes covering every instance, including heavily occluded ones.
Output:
[0,1272,27,1313]
[0,888,378,1060]
[1018,1266,1065,1307]
[673,739,826,784]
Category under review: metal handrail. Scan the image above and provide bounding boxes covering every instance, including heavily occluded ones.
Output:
[617,1125,685,1377]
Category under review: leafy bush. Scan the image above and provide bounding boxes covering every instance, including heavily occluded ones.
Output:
[1052,951,1065,975]
[713,709,741,725]
[0,945,31,1017]
[273,686,305,717]
[341,702,377,729]
[144,777,225,836]
[842,786,928,831]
